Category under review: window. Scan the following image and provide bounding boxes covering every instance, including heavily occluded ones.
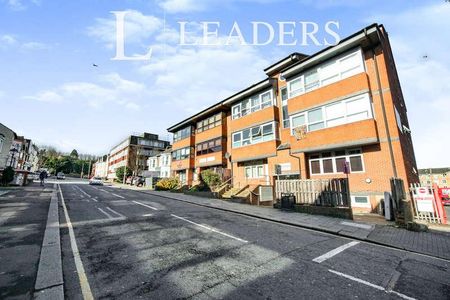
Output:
[232,90,274,120]
[244,165,266,179]
[351,196,370,208]
[288,48,364,98]
[232,122,276,148]
[173,127,192,142]
[0,134,4,153]
[172,147,192,161]
[281,88,290,128]
[290,93,372,135]
[196,138,222,156]
[197,113,222,133]
[394,106,403,133]
[309,149,364,175]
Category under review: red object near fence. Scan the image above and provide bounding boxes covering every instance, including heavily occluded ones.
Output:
[433,184,447,224]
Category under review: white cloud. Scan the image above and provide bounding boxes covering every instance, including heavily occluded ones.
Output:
[367,3,450,168]
[21,41,50,50]
[0,34,50,51]
[24,73,146,109]
[87,10,163,49]
[24,90,64,103]
[157,0,283,13]
[0,34,17,46]
[1,0,40,11]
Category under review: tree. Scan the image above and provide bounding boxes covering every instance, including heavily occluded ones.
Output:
[70,149,79,159]
[1,167,15,186]
[115,166,132,183]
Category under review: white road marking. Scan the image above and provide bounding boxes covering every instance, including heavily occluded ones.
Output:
[329,269,416,300]
[106,207,125,218]
[111,193,125,199]
[91,197,98,202]
[97,208,114,219]
[171,214,248,243]
[132,200,158,211]
[313,241,360,263]
[60,217,126,228]
[340,221,373,230]
[142,214,153,217]
[59,185,94,300]
[74,185,92,199]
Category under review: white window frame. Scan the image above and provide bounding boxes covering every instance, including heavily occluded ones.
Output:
[288,48,365,99]
[231,89,274,120]
[290,93,373,135]
[244,164,266,179]
[280,87,290,128]
[309,149,365,175]
[351,195,371,208]
[232,122,277,148]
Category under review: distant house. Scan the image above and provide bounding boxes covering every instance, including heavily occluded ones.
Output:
[419,168,450,188]
[147,147,172,178]
[107,132,170,180]
[93,155,109,178]
[0,123,16,169]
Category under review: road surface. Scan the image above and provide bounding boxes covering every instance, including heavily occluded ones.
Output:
[54,183,450,299]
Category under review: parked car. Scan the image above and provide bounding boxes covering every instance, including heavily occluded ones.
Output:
[56,172,65,180]
[89,177,103,186]
[439,187,450,206]
[132,176,145,187]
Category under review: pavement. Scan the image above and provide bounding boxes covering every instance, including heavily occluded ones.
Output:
[0,184,53,299]
[2,181,450,299]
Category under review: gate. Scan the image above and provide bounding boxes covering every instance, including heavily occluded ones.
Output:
[275,178,350,207]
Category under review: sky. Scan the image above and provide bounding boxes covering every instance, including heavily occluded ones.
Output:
[0,0,449,168]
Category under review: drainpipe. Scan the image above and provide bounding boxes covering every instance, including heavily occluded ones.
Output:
[365,29,398,178]
[288,147,302,179]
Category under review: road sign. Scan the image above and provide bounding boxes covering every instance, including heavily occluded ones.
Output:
[413,187,435,213]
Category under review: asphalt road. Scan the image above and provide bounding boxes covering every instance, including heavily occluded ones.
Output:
[58,183,450,300]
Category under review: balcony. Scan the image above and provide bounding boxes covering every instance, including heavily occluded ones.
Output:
[231,140,278,163]
[230,106,278,133]
[288,72,370,115]
[195,125,225,143]
[171,158,194,171]
[290,119,379,153]
[195,152,225,168]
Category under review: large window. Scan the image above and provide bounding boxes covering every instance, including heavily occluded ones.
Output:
[196,138,222,156]
[290,93,372,135]
[173,127,192,142]
[245,165,266,179]
[288,48,365,98]
[232,90,274,120]
[309,149,364,175]
[232,122,277,148]
[172,147,192,161]
[197,113,222,133]
[281,87,289,128]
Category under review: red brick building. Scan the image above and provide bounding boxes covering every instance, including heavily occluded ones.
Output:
[168,24,419,212]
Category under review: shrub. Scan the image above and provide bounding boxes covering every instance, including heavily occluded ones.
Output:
[0,167,15,186]
[115,166,132,183]
[200,169,222,190]
[155,177,180,191]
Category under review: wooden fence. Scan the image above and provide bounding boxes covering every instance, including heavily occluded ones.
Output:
[275,178,350,207]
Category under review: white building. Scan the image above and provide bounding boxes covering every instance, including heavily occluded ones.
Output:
[0,123,16,169]
[93,157,109,178]
[147,147,172,178]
